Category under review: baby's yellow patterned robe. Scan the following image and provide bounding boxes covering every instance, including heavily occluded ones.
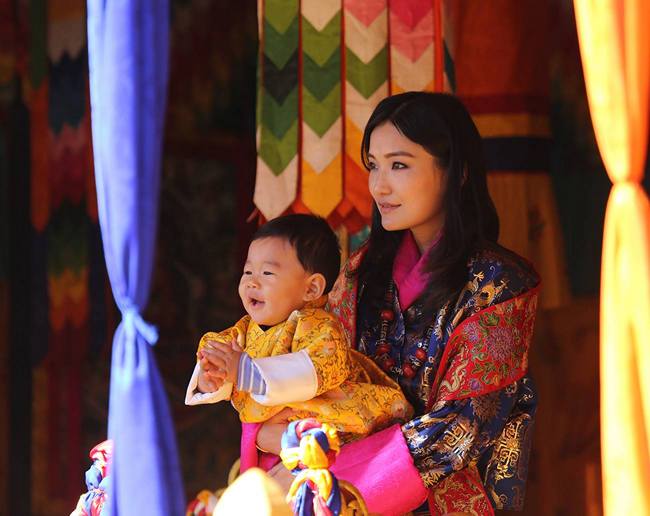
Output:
[197,298,413,442]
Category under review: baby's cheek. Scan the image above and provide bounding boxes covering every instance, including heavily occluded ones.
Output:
[237,283,246,302]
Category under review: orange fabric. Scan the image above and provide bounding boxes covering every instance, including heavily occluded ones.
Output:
[452,1,550,99]
[574,0,650,514]
[450,2,569,311]
[343,154,372,220]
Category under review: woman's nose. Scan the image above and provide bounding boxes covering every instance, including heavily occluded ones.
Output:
[370,167,391,196]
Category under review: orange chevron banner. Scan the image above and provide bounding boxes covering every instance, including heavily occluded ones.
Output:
[343,0,388,227]
[255,0,451,251]
[300,0,343,217]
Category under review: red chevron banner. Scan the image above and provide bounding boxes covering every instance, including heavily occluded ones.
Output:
[255,0,452,254]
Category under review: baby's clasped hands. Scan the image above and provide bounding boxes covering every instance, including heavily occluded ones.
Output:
[196,337,243,393]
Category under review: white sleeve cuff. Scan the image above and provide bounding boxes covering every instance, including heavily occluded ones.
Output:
[184,362,233,405]
[250,350,318,406]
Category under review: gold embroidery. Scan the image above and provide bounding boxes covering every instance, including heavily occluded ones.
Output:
[421,467,447,488]
[490,416,527,482]
[436,418,479,471]
[438,356,469,395]
[433,301,450,339]
[471,391,502,423]
[199,307,413,439]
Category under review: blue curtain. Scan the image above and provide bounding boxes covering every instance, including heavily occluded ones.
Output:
[87,2,185,514]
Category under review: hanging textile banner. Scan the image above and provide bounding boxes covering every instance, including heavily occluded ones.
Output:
[254,0,300,221]
[18,0,108,512]
[255,0,450,248]
[342,0,389,231]
[389,0,438,93]
[574,0,650,514]
[255,0,567,310]
[300,0,343,217]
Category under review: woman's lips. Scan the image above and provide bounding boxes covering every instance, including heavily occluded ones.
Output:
[378,202,400,214]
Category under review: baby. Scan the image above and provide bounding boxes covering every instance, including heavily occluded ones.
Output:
[185,214,411,442]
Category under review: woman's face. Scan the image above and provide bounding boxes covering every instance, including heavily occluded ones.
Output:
[367,122,446,250]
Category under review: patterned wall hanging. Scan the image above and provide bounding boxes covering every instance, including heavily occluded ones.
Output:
[26,1,107,513]
[254,0,453,258]
[255,0,568,308]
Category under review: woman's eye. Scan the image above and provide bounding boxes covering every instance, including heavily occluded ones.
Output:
[392,161,407,170]
[367,162,377,171]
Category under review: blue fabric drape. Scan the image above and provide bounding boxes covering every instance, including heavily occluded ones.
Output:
[87,2,185,514]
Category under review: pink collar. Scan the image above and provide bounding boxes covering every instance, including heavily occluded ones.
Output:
[392,231,441,310]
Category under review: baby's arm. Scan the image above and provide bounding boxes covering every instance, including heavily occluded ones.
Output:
[290,310,351,395]
[235,310,351,407]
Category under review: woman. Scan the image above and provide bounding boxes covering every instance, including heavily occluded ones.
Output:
[249,92,540,515]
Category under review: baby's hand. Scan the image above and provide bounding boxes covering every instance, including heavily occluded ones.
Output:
[200,338,242,385]
[197,349,226,393]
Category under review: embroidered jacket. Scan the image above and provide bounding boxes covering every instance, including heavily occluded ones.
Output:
[185,297,413,441]
[328,243,540,514]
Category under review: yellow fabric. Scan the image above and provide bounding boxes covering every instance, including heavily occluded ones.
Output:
[574,0,650,514]
[213,468,292,516]
[473,113,550,138]
[287,469,335,503]
[280,423,340,471]
[301,157,343,217]
[198,299,413,440]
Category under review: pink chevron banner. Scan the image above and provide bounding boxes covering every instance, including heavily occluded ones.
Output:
[255,0,451,253]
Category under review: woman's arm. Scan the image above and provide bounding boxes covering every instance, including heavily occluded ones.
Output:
[404,377,535,487]
[329,423,428,516]
[253,419,428,516]
[252,413,428,515]
[251,379,532,515]
[250,417,428,516]
[256,420,287,455]
[328,376,535,515]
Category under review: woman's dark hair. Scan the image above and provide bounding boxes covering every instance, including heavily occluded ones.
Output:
[253,213,341,294]
[354,92,499,318]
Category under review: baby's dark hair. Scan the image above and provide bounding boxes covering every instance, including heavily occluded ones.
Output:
[252,214,341,294]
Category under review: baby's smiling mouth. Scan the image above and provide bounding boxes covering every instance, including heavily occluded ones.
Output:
[249,296,265,308]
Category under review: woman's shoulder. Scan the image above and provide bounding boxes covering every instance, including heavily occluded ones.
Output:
[462,242,540,307]
[471,242,539,279]
[342,241,369,274]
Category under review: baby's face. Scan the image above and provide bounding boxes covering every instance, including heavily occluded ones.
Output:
[238,237,312,326]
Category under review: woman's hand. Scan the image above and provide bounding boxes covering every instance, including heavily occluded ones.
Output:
[256,408,298,455]
[267,462,294,496]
